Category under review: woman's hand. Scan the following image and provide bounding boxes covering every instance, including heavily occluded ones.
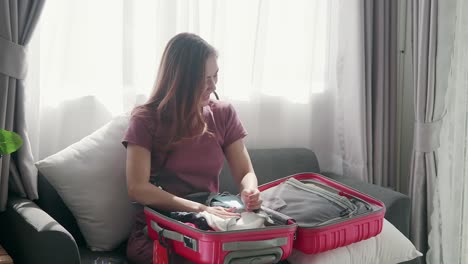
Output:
[224,139,262,211]
[204,206,240,219]
[241,188,262,211]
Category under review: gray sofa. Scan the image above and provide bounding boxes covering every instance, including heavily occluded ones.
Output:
[0,148,417,264]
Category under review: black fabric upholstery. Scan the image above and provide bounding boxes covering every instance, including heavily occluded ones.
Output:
[36,172,87,246]
[0,197,80,264]
[79,243,127,264]
[220,148,320,194]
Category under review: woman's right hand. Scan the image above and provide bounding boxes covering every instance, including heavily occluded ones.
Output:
[204,206,240,219]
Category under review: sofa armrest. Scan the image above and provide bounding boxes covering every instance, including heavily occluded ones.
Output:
[0,196,80,264]
[320,172,411,238]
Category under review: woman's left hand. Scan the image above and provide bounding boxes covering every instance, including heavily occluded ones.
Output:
[241,188,262,211]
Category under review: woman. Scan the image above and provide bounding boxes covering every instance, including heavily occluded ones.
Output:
[123,33,262,263]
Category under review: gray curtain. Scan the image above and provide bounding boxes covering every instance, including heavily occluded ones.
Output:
[408,0,447,262]
[363,0,399,189]
[0,0,46,211]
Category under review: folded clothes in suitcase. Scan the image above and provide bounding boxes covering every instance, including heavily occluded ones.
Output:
[144,172,385,263]
[144,199,297,264]
[258,172,386,254]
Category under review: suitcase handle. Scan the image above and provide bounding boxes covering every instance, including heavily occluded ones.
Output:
[151,220,199,251]
[151,220,185,242]
[224,247,283,264]
[222,237,288,251]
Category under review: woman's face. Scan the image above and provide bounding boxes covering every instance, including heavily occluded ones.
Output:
[200,55,219,107]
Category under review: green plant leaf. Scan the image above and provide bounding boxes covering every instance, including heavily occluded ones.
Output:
[0,130,23,156]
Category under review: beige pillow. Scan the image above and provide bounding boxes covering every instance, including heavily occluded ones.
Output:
[36,115,135,251]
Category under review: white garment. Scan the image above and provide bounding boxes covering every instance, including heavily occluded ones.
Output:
[198,211,266,231]
[228,212,267,231]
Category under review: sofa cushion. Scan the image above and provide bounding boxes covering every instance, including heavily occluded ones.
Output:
[35,115,135,251]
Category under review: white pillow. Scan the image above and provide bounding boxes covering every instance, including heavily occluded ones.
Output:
[287,219,422,264]
[36,115,134,251]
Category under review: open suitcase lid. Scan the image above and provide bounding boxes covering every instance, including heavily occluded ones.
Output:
[259,173,385,228]
[258,172,386,254]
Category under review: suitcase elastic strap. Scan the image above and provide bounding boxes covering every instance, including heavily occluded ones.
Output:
[151,220,184,242]
[151,221,199,251]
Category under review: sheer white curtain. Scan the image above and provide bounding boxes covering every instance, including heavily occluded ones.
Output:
[428,0,468,263]
[27,0,368,180]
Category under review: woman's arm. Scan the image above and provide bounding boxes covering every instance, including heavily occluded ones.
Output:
[126,144,238,218]
[225,139,262,210]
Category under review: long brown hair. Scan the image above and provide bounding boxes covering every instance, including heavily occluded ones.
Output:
[133,33,217,150]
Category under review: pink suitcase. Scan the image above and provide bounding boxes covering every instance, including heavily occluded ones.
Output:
[144,207,297,264]
[258,172,386,254]
[144,172,385,263]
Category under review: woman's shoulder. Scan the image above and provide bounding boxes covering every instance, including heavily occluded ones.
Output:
[128,106,159,130]
[208,99,235,114]
[131,105,158,119]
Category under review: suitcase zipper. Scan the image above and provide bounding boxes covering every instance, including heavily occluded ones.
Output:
[286,178,358,217]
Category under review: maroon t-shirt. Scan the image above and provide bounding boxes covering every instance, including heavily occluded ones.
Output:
[122,100,247,197]
[123,100,247,264]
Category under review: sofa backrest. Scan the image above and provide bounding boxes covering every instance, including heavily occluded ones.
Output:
[35,147,320,247]
[219,148,320,193]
